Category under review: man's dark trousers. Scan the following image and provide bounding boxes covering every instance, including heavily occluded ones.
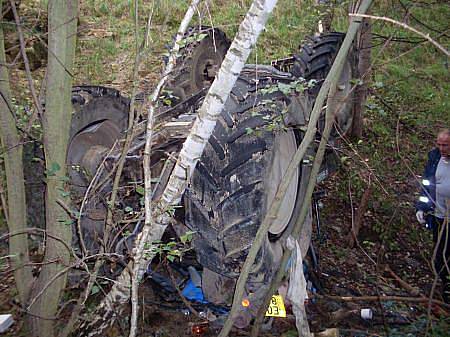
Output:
[431,216,450,303]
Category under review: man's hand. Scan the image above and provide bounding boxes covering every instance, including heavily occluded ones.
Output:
[416,210,426,224]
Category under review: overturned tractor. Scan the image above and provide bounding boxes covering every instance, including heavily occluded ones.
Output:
[65,27,356,325]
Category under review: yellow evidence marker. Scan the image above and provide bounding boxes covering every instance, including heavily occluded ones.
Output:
[265,295,286,317]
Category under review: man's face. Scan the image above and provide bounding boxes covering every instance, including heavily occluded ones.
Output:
[437,133,450,158]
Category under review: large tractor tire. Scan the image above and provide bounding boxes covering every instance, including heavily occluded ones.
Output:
[292,32,356,135]
[68,86,129,193]
[67,86,130,253]
[184,67,313,322]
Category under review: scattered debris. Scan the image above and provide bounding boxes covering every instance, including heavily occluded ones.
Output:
[0,314,14,333]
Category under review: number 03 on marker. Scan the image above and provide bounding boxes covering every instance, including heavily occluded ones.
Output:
[265,295,286,317]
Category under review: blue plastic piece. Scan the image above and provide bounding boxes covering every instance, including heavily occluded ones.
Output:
[181,279,208,304]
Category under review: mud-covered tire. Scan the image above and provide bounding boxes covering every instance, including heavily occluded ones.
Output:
[68,86,129,193]
[67,86,130,253]
[292,32,356,134]
[69,86,129,139]
[184,68,311,310]
[163,27,230,105]
[292,33,345,88]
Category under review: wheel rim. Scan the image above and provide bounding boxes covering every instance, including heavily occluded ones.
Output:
[265,129,299,235]
[67,119,122,253]
[67,119,121,192]
[191,39,226,92]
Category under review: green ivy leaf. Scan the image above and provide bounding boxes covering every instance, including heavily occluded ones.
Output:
[46,162,61,176]
[90,285,100,295]
[136,186,145,195]
[180,230,195,244]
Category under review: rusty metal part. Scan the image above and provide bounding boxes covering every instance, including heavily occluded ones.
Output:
[67,120,121,192]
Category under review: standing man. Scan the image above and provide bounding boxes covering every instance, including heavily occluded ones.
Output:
[416,129,450,303]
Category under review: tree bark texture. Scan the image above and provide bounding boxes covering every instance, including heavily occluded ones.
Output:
[347,177,372,248]
[0,0,33,306]
[29,1,78,336]
[351,16,371,138]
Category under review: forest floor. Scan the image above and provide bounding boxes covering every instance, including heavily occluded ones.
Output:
[1,189,448,337]
[1,0,449,336]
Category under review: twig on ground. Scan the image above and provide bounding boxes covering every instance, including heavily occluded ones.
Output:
[324,294,450,309]
[347,175,372,248]
[384,265,421,296]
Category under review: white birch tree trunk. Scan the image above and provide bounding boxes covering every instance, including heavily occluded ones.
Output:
[82,0,278,335]
[129,1,201,336]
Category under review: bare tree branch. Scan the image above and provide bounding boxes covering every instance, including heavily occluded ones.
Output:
[349,13,449,56]
[9,0,43,117]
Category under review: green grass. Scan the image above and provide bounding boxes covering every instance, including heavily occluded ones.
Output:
[74,0,327,86]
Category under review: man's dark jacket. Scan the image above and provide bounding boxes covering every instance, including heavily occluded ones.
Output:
[416,148,441,213]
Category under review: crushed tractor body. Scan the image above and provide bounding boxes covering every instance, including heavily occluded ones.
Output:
[64,27,356,326]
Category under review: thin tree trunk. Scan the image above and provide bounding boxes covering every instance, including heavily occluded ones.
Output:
[350,16,371,138]
[29,1,78,336]
[82,0,278,335]
[246,1,374,335]
[0,0,33,306]
[79,1,200,335]
[130,0,202,335]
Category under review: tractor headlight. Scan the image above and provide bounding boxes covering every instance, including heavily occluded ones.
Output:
[422,179,431,186]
